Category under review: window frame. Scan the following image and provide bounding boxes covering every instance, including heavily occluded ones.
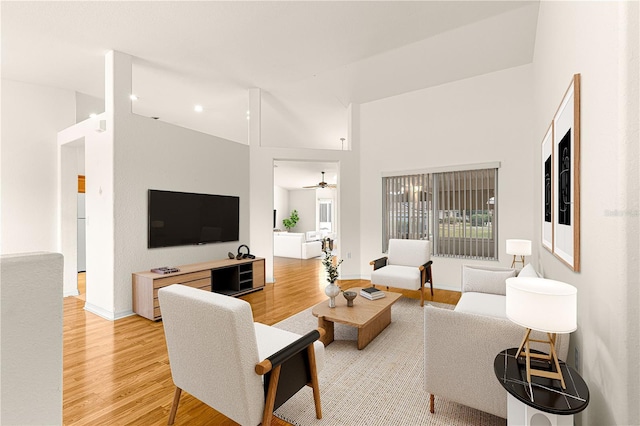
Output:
[382,163,499,260]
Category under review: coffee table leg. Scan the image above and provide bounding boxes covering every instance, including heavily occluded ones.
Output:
[317,316,334,346]
[357,307,392,350]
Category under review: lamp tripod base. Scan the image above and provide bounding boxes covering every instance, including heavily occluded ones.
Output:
[510,255,526,269]
[515,328,567,389]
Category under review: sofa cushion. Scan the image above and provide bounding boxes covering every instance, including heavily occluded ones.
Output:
[462,265,516,295]
[370,264,422,291]
[302,241,322,259]
[387,239,430,267]
[517,263,541,278]
[454,292,506,319]
[305,231,321,242]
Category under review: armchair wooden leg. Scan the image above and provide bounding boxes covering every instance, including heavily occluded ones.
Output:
[307,345,322,419]
[262,365,282,426]
[168,387,182,425]
[428,264,434,297]
[430,394,435,413]
[420,285,424,307]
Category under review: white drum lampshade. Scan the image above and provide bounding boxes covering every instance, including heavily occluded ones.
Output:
[506,277,577,333]
[506,277,577,389]
[505,239,531,268]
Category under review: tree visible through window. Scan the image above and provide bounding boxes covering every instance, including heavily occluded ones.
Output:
[382,167,498,259]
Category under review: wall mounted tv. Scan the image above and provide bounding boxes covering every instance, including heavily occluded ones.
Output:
[148,189,239,249]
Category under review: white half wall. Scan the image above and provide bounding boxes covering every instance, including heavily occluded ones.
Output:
[358,64,534,289]
[1,79,75,254]
[533,2,640,425]
[1,252,63,425]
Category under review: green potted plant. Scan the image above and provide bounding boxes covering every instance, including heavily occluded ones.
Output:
[282,209,299,231]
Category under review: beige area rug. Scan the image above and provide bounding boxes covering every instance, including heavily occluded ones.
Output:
[273,297,505,426]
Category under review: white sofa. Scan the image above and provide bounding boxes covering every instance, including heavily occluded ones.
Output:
[424,264,570,419]
[273,232,322,259]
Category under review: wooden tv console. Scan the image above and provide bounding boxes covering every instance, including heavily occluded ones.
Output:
[132,257,265,321]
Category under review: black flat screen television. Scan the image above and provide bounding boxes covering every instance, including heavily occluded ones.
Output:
[148,189,239,248]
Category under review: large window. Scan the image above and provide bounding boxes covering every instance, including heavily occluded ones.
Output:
[382,166,498,259]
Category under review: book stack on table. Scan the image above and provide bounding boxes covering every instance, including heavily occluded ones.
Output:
[360,287,385,300]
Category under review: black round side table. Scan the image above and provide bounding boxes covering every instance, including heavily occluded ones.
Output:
[494,348,589,425]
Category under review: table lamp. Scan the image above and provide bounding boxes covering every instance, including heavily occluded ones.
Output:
[506,277,577,389]
[506,239,531,268]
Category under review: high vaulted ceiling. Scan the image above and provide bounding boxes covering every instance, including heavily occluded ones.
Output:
[2,1,540,152]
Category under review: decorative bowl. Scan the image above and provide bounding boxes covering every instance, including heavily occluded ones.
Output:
[343,291,357,307]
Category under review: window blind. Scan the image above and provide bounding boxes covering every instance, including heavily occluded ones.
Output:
[382,167,497,259]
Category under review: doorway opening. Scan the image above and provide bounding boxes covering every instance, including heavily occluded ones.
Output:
[272,160,339,281]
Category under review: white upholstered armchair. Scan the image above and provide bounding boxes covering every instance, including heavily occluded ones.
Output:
[158,284,325,426]
[370,239,433,306]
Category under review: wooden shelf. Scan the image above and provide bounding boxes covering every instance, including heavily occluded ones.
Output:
[132,257,265,320]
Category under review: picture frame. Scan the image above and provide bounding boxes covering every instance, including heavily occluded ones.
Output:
[552,74,580,271]
[541,122,553,252]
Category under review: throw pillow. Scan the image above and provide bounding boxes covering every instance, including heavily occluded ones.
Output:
[518,263,541,278]
[462,266,516,295]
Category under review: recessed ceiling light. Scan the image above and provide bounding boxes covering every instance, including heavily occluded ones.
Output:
[194,105,204,113]
[89,113,97,119]
[130,94,138,101]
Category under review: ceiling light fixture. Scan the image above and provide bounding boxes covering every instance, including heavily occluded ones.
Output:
[89,113,97,119]
[130,94,138,101]
[194,105,204,113]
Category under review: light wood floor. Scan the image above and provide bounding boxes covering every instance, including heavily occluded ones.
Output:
[66,257,460,425]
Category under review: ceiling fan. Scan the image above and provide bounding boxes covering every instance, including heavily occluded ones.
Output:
[303,172,336,189]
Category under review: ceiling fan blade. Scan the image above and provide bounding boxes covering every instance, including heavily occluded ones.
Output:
[302,171,337,189]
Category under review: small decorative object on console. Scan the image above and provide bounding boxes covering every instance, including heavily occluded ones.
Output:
[360,287,385,300]
[150,267,180,274]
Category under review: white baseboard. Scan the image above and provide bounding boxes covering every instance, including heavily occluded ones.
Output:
[83,302,134,321]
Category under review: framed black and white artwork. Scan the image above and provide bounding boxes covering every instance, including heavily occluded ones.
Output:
[541,122,553,252]
[552,74,580,271]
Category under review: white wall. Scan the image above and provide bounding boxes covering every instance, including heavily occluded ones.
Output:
[113,115,249,317]
[358,65,534,289]
[533,2,640,425]
[75,91,104,123]
[53,52,250,319]
[288,189,316,233]
[1,79,76,254]
[95,52,250,318]
[273,185,289,230]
